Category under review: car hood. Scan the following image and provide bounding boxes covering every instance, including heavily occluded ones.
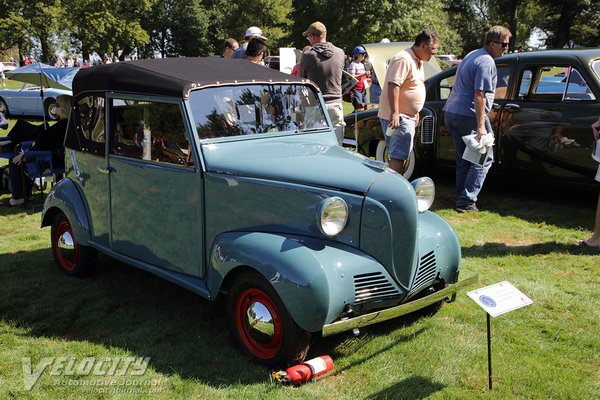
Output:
[201,133,387,194]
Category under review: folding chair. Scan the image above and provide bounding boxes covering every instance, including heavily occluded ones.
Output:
[22,150,54,211]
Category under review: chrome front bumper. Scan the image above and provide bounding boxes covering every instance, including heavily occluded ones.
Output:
[322,274,478,336]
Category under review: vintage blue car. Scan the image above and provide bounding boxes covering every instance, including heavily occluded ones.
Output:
[0,83,71,120]
[42,57,476,366]
[345,48,600,188]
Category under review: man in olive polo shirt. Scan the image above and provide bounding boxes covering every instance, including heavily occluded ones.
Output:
[298,21,346,145]
[378,29,439,174]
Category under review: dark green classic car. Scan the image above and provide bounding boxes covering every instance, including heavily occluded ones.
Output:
[42,57,475,367]
[346,48,600,188]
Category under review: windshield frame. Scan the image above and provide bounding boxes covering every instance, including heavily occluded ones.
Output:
[187,83,330,144]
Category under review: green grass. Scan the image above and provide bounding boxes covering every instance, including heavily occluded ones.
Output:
[1,160,599,399]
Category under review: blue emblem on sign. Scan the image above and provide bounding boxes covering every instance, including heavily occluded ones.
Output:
[479,295,496,307]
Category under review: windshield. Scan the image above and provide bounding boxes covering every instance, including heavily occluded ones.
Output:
[189,84,328,140]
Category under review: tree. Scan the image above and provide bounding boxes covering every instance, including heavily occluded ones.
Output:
[292,0,460,56]
[534,0,596,48]
[0,0,31,56]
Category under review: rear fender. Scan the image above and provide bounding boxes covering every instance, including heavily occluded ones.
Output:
[41,178,92,246]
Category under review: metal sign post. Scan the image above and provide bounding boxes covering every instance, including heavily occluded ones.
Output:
[467,281,533,391]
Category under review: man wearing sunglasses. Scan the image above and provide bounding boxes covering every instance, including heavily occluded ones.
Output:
[443,25,512,213]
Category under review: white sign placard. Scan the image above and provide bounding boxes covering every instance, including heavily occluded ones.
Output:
[467,281,532,317]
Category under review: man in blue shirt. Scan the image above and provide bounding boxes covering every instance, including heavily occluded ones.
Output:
[443,26,511,212]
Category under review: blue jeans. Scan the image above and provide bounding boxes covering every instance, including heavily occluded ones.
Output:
[444,111,493,207]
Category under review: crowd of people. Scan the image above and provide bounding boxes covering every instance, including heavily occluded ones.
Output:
[1,22,598,250]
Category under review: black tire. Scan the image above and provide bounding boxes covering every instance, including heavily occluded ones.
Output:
[227,271,310,367]
[50,213,95,277]
[0,97,8,115]
[45,99,58,120]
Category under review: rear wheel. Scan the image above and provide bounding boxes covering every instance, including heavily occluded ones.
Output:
[375,140,416,179]
[0,98,8,115]
[227,271,310,367]
[51,213,95,277]
[45,99,58,120]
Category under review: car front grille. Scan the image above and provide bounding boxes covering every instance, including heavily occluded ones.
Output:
[354,272,402,305]
[420,115,435,144]
[412,251,437,291]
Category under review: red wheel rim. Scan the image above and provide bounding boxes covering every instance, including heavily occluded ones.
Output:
[235,288,283,360]
[53,219,79,272]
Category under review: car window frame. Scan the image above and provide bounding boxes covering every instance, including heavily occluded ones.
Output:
[516,63,597,102]
[106,93,198,171]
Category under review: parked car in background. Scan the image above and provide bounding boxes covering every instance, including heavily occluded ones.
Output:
[42,57,475,367]
[436,54,461,66]
[0,83,71,120]
[345,48,600,188]
[1,61,18,72]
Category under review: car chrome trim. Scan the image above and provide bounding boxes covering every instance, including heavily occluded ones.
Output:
[246,301,275,343]
[322,274,478,336]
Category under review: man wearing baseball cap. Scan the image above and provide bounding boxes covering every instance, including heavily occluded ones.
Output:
[298,21,346,145]
[233,26,268,59]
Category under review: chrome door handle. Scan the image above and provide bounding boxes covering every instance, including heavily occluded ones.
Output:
[492,103,501,110]
[505,103,520,110]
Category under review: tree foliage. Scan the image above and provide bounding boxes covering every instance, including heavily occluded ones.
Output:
[1,0,598,61]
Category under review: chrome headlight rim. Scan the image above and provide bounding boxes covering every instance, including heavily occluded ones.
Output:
[317,196,349,237]
[411,177,435,212]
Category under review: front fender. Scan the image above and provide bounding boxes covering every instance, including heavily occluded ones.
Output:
[209,232,397,333]
[417,210,461,284]
[41,178,92,246]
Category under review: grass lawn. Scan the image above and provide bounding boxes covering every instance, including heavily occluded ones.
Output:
[0,123,599,398]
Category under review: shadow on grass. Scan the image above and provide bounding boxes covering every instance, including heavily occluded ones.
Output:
[462,241,600,258]
[366,375,445,400]
[0,250,268,386]
[0,248,439,388]
[432,175,597,231]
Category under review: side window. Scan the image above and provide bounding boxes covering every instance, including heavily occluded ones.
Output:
[522,66,595,101]
[109,99,193,167]
[66,95,106,156]
[494,66,512,100]
[439,73,455,100]
[518,69,533,98]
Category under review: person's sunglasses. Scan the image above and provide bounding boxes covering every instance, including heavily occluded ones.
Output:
[494,41,509,48]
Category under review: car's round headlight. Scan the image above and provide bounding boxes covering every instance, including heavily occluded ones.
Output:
[317,197,348,236]
[411,177,435,212]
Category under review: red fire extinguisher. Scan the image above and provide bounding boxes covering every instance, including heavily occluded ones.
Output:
[272,355,334,386]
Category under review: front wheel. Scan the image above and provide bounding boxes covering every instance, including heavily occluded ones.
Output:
[375,140,416,179]
[45,99,58,120]
[51,213,95,277]
[227,271,310,367]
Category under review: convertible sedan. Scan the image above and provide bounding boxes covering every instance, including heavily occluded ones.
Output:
[345,48,600,188]
[0,83,71,120]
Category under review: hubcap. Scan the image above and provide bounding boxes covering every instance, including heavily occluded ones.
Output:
[235,288,283,359]
[54,220,78,271]
[57,230,76,261]
[246,301,275,343]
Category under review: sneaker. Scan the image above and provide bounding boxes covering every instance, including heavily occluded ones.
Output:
[455,203,479,213]
[9,198,24,206]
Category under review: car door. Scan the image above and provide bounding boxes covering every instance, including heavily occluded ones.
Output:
[425,65,513,168]
[68,95,110,247]
[107,95,203,277]
[495,62,599,182]
[16,84,42,115]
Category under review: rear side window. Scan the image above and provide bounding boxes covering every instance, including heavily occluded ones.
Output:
[518,65,595,101]
[109,99,193,167]
[65,95,106,156]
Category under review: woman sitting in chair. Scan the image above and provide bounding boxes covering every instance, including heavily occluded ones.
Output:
[3,95,72,207]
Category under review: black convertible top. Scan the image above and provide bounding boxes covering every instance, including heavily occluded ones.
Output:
[73,57,312,98]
